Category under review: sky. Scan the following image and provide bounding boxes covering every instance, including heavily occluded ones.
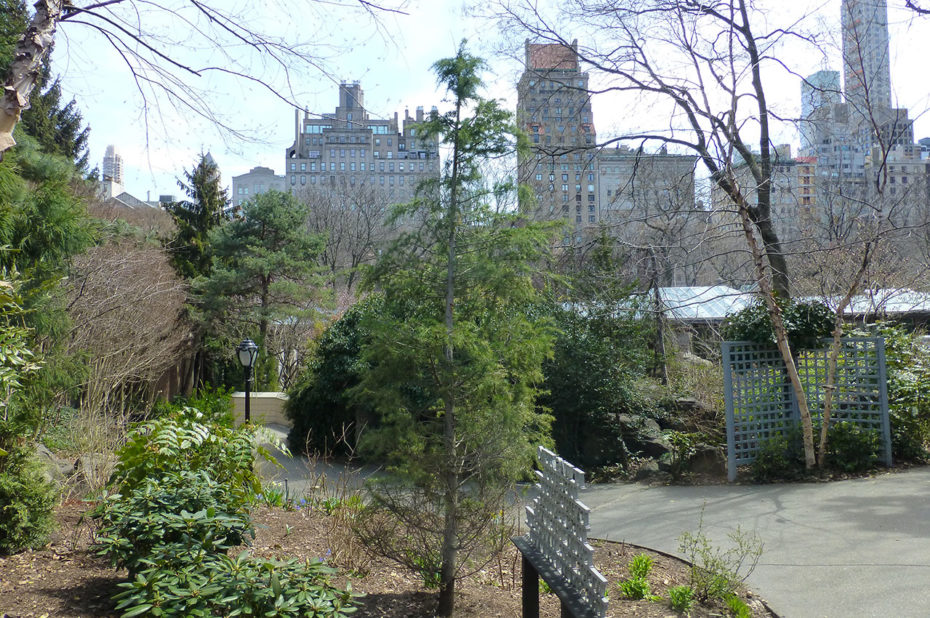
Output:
[48,0,930,202]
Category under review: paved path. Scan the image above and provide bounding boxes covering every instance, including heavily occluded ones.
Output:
[580,469,930,618]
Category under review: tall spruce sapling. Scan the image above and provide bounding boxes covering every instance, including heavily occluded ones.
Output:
[354,42,557,617]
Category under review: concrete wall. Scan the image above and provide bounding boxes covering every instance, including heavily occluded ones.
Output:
[231,391,290,427]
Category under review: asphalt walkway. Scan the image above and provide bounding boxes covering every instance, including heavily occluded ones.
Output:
[580,468,930,618]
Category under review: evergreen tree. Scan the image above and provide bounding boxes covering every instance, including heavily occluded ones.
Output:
[164,153,229,280]
[193,190,326,389]
[0,1,27,76]
[20,78,91,172]
[356,43,556,616]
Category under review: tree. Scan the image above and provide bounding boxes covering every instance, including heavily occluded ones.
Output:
[0,0,403,160]
[496,0,915,469]
[299,183,392,307]
[356,43,556,616]
[193,190,326,390]
[163,153,229,280]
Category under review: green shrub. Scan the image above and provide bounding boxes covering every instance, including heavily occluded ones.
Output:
[668,585,694,613]
[286,297,381,458]
[725,593,752,618]
[0,443,57,554]
[750,428,805,483]
[113,550,361,617]
[826,422,881,473]
[722,299,833,351]
[108,408,261,504]
[94,470,253,575]
[151,386,234,426]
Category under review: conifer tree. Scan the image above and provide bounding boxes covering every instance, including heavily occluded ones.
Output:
[356,43,556,616]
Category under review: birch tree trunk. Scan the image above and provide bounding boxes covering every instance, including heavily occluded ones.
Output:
[0,0,62,159]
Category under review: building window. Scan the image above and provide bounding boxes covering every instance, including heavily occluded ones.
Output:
[340,162,345,170]
[536,174,543,181]
[300,175,306,185]
[350,162,356,171]
[290,163,296,171]
[300,163,306,171]
[387,151,393,159]
[290,175,296,185]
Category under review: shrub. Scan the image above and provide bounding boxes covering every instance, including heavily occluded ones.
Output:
[108,408,261,504]
[668,585,694,613]
[151,386,234,426]
[113,550,361,617]
[618,553,654,600]
[678,510,763,601]
[94,470,253,574]
[750,428,805,483]
[826,422,881,473]
[0,443,57,554]
[286,297,381,458]
[539,301,656,469]
[722,299,833,351]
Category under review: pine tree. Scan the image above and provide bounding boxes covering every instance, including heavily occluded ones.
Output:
[163,153,229,280]
[356,43,557,616]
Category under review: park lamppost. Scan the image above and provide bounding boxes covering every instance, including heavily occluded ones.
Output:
[236,338,259,423]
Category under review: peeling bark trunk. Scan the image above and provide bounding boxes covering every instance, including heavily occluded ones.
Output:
[734,197,816,468]
[0,0,63,159]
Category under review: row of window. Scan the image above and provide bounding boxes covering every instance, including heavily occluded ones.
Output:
[291,174,417,187]
[291,161,429,173]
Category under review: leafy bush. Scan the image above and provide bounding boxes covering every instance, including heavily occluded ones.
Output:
[722,299,833,351]
[750,428,805,483]
[108,408,261,504]
[628,553,654,579]
[94,470,254,574]
[857,323,930,461]
[113,550,360,617]
[0,442,57,554]
[725,593,752,618]
[151,386,234,426]
[668,585,694,613]
[286,297,381,458]
[826,422,881,473]
[539,300,656,469]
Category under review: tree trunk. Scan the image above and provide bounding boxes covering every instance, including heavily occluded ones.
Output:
[0,0,62,159]
[437,93,464,618]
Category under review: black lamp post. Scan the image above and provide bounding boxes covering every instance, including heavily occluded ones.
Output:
[236,338,259,423]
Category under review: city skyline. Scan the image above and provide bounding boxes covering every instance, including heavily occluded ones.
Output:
[51,0,930,201]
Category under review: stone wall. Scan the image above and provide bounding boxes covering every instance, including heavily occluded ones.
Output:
[231,391,290,427]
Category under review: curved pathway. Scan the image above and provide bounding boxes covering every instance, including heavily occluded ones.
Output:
[580,468,930,618]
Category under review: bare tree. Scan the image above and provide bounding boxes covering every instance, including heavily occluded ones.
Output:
[298,183,392,305]
[496,0,922,467]
[1,0,405,160]
[65,233,189,419]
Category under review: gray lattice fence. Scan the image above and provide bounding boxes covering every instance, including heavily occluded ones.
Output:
[723,337,892,481]
[513,446,608,618]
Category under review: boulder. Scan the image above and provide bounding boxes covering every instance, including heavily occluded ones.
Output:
[35,444,75,485]
[688,443,726,476]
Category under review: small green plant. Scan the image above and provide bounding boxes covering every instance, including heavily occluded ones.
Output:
[678,508,763,601]
[722,299,832,351]
[618,552,654,600]
[725,593,752,617]
[664,430,700,478]
[539,578,553,594]
[826,422,881,473]
[410,552,442,589]
[628,553,654,579]
[256,482,287,508]
[668,585,694,613]
[617,575,650,600]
